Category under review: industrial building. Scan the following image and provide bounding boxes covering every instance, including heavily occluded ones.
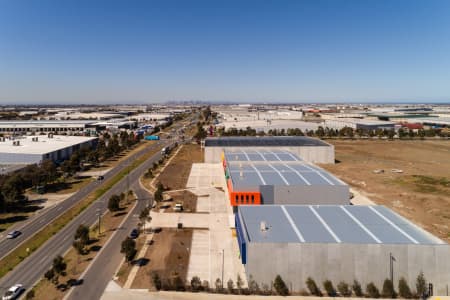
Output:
[222,149,349,206]
[323,118,396,130]
[0,135,98,164]
[217,119,319,134]
[236,205,450,294]
[204,136,335,164]
[0,119,136,135]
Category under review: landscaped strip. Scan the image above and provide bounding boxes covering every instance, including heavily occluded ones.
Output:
[0,143,162,279]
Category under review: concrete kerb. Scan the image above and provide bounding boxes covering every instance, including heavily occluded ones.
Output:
[62,195,139,300]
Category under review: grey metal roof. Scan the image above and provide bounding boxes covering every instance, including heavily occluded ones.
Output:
[224,149,302,162]
[228,161,346,190]
[238,205,445,245]
[205,136,330,147]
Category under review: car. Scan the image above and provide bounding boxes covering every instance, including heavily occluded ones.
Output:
[129,228,139,239]
[6,231,21,239]
[2,284,23,300]
[97,175,104,181]
[174,203,183,212]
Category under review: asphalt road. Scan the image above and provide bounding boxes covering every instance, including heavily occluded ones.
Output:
[0,140,163,261]
[0,139,176,296]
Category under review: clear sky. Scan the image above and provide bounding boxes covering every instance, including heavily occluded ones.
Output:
[1,0,450,104]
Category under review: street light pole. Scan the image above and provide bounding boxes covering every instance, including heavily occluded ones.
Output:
[221,249,224,289]
[390,252,395,284]
[96,208,101,235]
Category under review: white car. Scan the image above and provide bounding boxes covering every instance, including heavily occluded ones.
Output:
[2,284,23,300]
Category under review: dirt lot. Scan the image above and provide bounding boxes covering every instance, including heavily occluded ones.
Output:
[158,144,202,190]
[320,140,450,242]
[162,191,198,213]
[131,228,193,290]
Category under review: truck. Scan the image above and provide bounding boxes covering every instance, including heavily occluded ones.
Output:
[145,135,160,141]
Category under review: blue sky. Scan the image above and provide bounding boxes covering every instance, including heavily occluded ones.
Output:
[1,0,450,104]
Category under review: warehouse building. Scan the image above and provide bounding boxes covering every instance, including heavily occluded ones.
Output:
[323,118,396,130]
[236,205,450,295]
[204,136,334,164]
[0,135,98,164]
[0,120,94,134]
[222,149,349,206]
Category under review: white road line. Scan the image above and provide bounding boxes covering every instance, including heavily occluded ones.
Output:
[282,163,311,185]
[302,163,335,185]
[281,206,305,242]
[250,163,266,185]
[369,206,419,244]
[309,206,341,243]
[267,163,290,185]
[341,206,381,243]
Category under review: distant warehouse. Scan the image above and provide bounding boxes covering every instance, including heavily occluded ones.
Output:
[204,136,334,164]
[236,205,450,294]
[222,149,349,206]
[323,118,396,130]
[0,135,98,164]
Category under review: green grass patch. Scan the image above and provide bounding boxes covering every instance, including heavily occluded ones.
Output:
[393,175,450,195]
[0,146,159,279]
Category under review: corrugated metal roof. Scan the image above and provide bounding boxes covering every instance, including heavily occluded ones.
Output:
[205,136,330,147]
[224,149,302,162]
[228,161,346,190]
[238,205,445,245]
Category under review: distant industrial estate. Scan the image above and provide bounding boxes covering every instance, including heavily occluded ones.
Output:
[0,103,449,299]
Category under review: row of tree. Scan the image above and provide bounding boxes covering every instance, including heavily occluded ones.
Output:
[148,272,428,298]
[216,125,449,139]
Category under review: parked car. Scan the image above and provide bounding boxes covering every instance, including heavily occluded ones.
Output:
[6,231,21,239]
[129,228,139,239]
[2,284,23,300]
[97,175,104,181]
[174,203,183,212]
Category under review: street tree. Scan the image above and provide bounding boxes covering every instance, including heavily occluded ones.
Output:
[108,194,121,212]
[121,237,137,263]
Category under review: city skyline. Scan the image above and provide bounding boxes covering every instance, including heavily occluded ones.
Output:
[1,0,450,104]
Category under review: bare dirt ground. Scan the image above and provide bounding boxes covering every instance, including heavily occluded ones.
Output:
[163,190,198,213]
[320,140,450,242]
[131,228,193,290]
[158,144,203,190]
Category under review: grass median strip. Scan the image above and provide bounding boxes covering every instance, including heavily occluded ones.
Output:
[0,144,161,279]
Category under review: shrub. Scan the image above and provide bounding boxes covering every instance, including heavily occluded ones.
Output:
[337,281,351,297]
[44,269,55,282]
[366,282,380,298]
[398,277,412,299]
[172,275,185,291]
[274,275,289,296]
[227,279,234,294]
[25,290,35,300]
[323,280,336,296]
[416,272,427,298]
[215,278,222,292]
[306,277,322,296]
[248,275,260,294]
[352,280,364,297]
[202,280,209,292]
[381,278,396,298]
[236,274,243,293]
[191,276,202,292]
[152,272,162,290]
[108,194,121,212]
